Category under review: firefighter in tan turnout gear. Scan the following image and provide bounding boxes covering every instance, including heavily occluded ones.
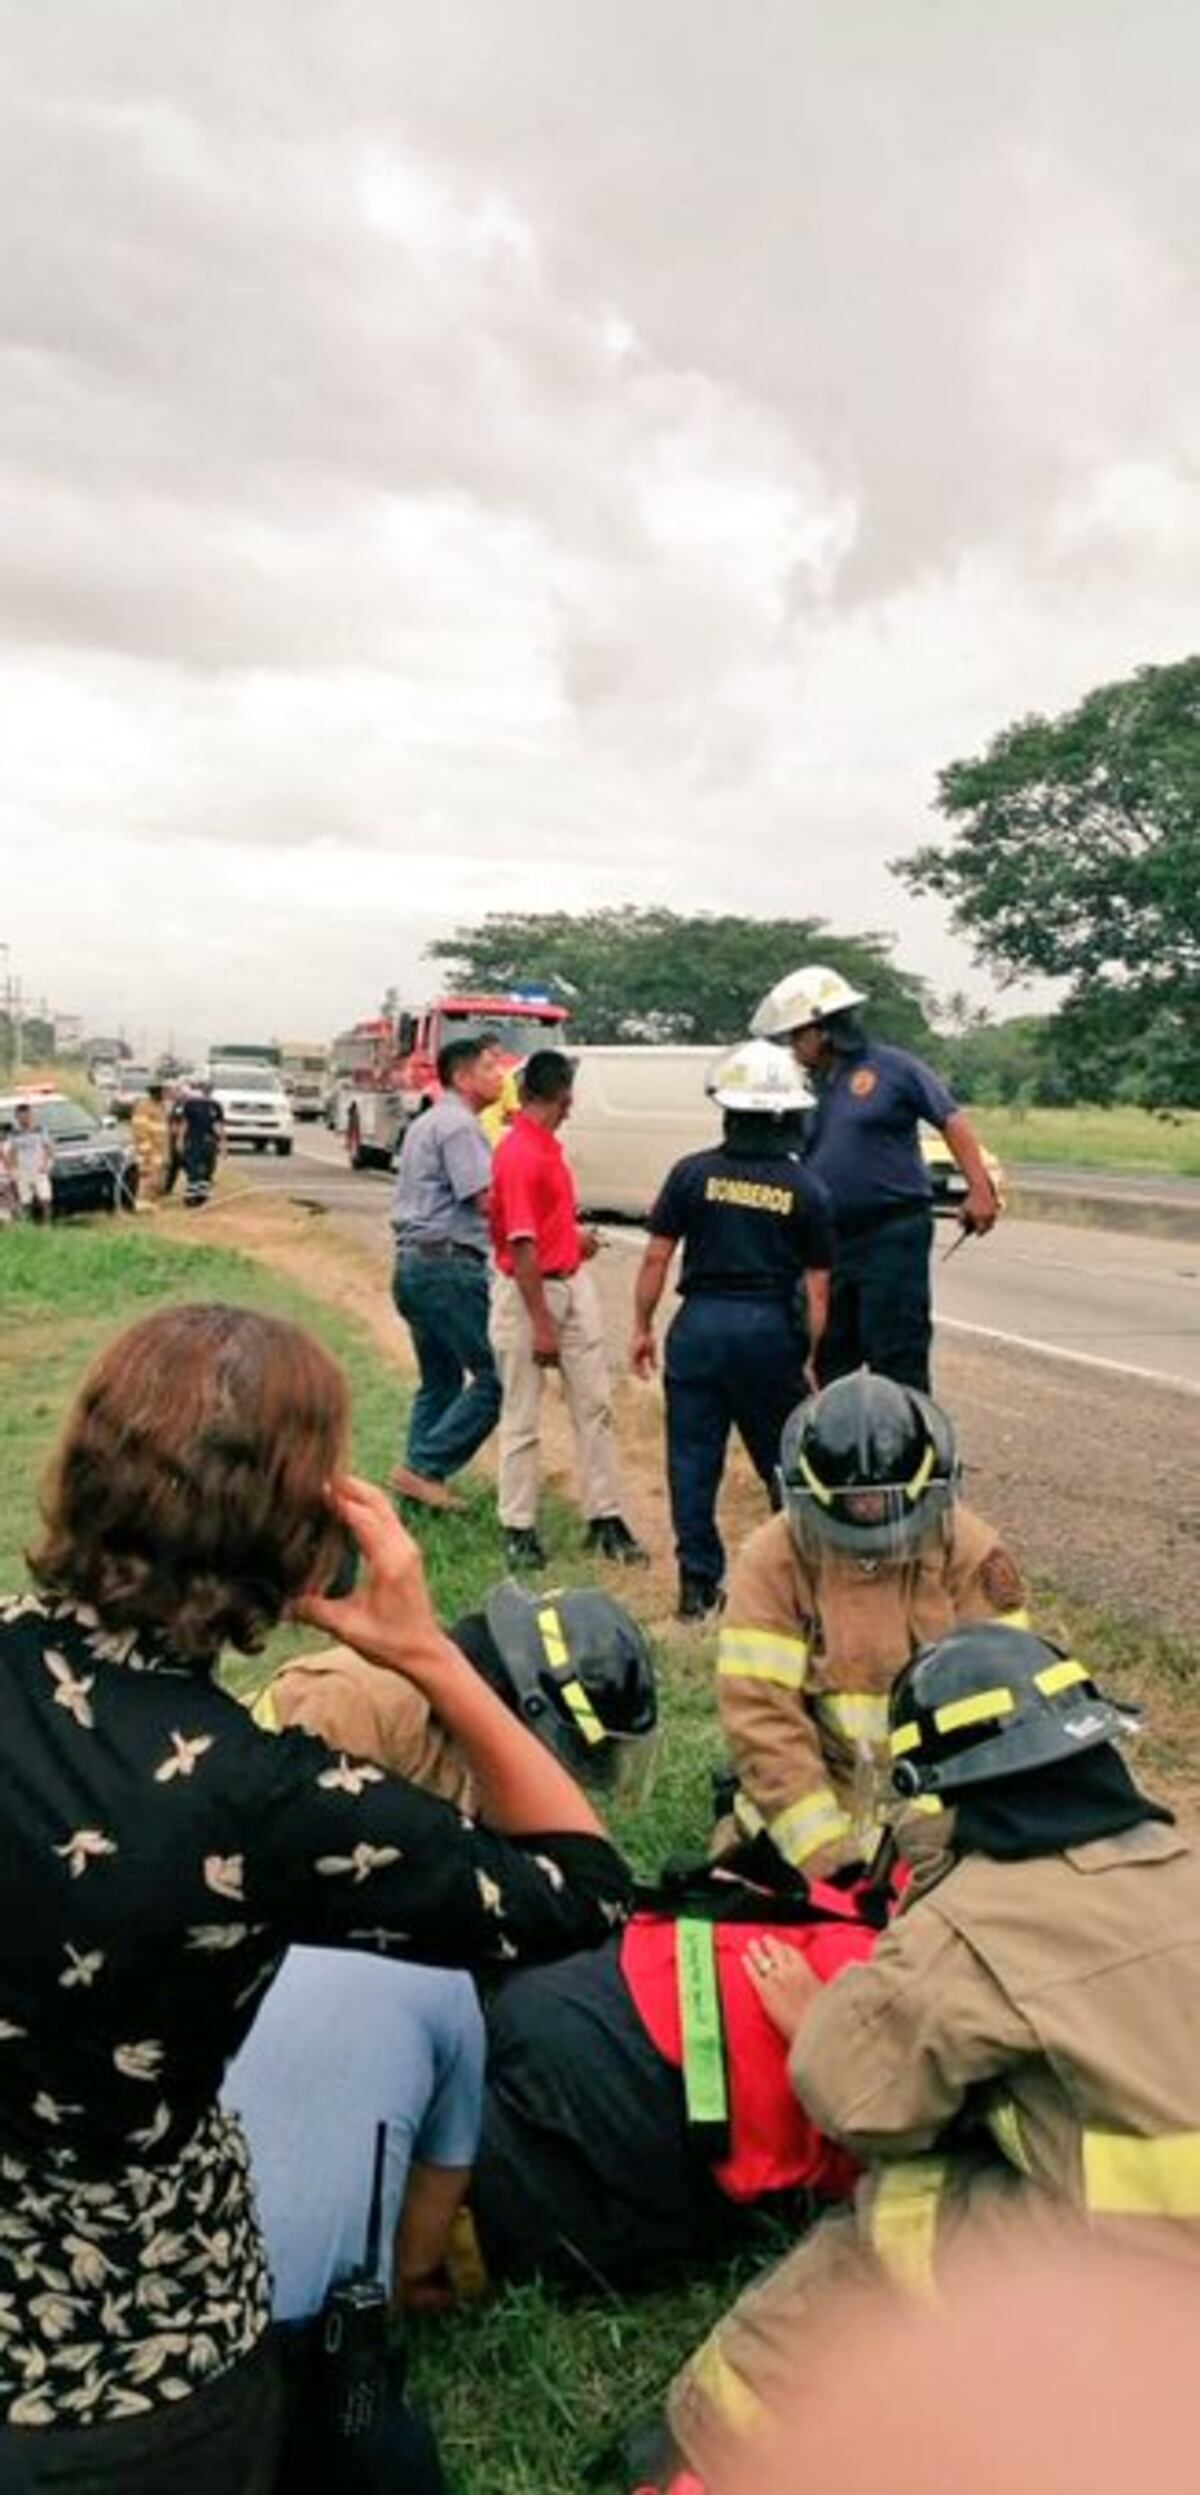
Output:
[649,1623,1200,2492]
[715,1370,1028,1883]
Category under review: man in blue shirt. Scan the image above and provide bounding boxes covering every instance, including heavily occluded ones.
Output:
[631,1040,833,1620]
[752,965,1000,1393]
[391,1036,505,1508]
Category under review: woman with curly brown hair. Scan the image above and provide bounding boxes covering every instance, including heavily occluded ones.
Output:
[0,1303,630,2493]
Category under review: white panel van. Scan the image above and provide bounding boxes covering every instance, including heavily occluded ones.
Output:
[566,1046,722,1220]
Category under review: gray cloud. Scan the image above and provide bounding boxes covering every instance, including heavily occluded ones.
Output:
[0,0,1196,1045]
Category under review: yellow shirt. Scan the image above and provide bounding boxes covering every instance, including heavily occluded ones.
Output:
[479,1070,521,1149]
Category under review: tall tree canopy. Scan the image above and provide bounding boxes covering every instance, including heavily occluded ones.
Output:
[426,909,933,1050]
[893,657,1200,1105]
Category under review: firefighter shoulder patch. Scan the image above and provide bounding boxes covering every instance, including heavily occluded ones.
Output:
[980,1548,1024,1613]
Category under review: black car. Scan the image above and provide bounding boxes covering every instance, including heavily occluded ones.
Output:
[0,1092,139,1218]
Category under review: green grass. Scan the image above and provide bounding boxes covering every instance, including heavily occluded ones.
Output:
[3,1220,1198,2490]
[970,1103,1200,1180]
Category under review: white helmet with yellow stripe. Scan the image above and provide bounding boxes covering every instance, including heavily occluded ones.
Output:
[751,963,868,1040]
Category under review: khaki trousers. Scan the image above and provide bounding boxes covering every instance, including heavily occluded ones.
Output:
[668,2153,1029,2480]
[489,1269,623,1527]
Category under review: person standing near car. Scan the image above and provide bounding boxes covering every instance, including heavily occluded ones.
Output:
[176,1078,225,1208]
[2,1101,53,1223]
[752,965,999,1394]
[630,1040,833,1623]
[489,1049,647,1571]
[131,1078,170,1204]
[391,1036,505,1511]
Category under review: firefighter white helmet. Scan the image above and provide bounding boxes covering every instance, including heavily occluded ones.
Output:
[751,964,869,1039]
[705,1038,816,1114]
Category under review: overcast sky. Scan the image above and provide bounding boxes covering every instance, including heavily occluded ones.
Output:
[1,0,1196,1054]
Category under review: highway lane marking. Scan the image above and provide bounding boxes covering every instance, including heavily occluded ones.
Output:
[940,1315,1200,1397]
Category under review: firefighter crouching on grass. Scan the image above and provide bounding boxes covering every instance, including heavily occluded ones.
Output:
[631,1038,833,1626]
[639,1622,1200,2494]
[714,1368,1029,1885]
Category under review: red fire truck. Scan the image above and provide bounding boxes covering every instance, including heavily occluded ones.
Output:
[335,993,570,1169]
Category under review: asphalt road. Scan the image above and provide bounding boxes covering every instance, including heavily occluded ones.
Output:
[228,1128,1200,1627]
[250,1128,1200,1393]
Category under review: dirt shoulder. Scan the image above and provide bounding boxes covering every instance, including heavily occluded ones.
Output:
[189,1186,1199,1642]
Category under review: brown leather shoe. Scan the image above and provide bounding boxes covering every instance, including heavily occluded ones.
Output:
[389,1465,466,1512]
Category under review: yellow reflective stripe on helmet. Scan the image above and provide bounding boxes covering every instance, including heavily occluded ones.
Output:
[890,1719,922,1759]
[537,1605,606,1746]
[687,2334,767,2437]
[716,1625,809,1689]
[905,1443,936,1502]
[558,1677,606,1747]
[769,1786,852,1868]
[537,1604,570,1666]
[934,1686,1015,1736]
[986,2094,1033,2177]
[815,1691,891,1744]
[999,1608,1032,1630]
[1082,2130,1200,2219]
[795,1450,833,1507]
[250,1685,281,1734]
[1035,1657,1089,1698]
[869,2158,949,2300]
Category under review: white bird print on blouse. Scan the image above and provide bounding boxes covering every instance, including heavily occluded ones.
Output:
[153,1731,214,1784]
[203,1854,244,1901]
[53,1829,117,1880]
[60,1946,104,1990]
[43,1651,95,1732]
[314,1842,402,1885]
[317,1756,386,1796]
[112,2040,164,2083]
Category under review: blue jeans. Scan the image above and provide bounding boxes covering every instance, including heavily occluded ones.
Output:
[393,1251,501,1482]
[665,1295,806,1587]
[223,1949,485,2322]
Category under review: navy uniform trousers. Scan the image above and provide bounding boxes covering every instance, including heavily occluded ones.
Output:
[665,1294,806,1590]
[816,1206,934,1395]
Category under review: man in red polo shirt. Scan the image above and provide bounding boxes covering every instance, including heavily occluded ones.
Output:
[489,1049,647,1570]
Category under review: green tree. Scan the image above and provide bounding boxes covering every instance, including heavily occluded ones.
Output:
[893,657,1200,1107]
[426,909,934,1049]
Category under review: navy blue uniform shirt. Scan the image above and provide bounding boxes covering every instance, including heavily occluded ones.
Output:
[803,1041,958,1222]
[649,1144,834,1298]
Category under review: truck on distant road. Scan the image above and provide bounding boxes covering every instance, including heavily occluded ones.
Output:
[279,1041,329,1122]
[339,993,570,1169]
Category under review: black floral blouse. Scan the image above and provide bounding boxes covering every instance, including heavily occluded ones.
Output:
[0,1594,631,2427]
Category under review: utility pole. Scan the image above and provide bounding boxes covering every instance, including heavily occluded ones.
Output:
[0,942,17,1078]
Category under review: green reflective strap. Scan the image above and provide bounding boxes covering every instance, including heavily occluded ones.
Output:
[676,1918,730,2157]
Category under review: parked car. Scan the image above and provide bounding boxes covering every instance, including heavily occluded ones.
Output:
[0,1091,138,1218]
[206,1064,294,1155]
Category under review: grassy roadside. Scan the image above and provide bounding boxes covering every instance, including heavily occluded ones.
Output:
[2,1220,1198,2491]
[970,1103,1200,1179]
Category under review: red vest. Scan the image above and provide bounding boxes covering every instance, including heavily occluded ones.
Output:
[620,1887,878,2205]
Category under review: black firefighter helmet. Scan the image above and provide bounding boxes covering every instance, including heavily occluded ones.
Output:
[889,1623,1134,1800]
[779,1370,959,1563]
[451,1581,658,1795]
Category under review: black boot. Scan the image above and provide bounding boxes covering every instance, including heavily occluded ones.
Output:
[505,1526,547,1571]
[676,1574,723,1623]
[584,1515,650,1565]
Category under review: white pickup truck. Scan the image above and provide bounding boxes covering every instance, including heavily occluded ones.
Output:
[207,1063,294,1156]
